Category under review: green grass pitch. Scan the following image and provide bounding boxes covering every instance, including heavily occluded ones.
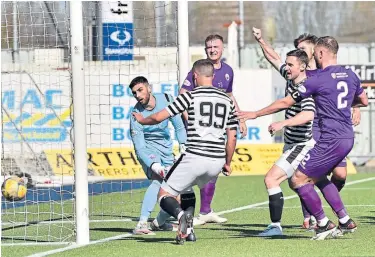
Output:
[2,173,375,257]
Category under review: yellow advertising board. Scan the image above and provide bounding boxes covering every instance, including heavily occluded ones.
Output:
[229,144,357,176]
[44,144,357,179]
[44,148,146,179]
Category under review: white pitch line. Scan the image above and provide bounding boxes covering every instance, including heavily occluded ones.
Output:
[26,233,134,257]
[26,176,375,257]
[250,204,375,210]
[217,176,375,216]
[340,187,375,190]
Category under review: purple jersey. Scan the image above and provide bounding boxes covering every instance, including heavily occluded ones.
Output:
[182,61,234,93]
[291,65,363,140]
[306,69,320,77]
[306,69,323,139]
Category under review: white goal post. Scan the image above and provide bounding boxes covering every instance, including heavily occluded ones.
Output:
[1,0,189,245]
[70,0,90,245]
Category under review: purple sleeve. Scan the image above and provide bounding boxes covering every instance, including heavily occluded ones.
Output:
[181,71,194,91]
[299,77,319,98]
[290,78,319,102]
[226,69,234,93]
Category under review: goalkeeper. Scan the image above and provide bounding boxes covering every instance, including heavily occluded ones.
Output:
[130,76,187,235]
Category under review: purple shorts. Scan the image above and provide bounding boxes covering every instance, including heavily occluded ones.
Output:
[312,125,347,168]
[298,137,354,178]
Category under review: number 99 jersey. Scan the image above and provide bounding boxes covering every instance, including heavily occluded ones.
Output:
[166,86,238,159]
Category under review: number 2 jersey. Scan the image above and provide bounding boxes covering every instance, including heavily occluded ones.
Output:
[166,86,238,159]
[291,65,364,140]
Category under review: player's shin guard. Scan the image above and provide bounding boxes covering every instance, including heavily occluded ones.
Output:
[268,187,284,223]
[181,192,196,216]
[159,195,184,220]
[181,192,196,241]
[331,176,346,192]
[316,178,347,218]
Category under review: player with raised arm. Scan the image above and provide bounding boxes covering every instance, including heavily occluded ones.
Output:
[179,34,244,225]
[129,76,187,235]
[253,27,362,229]
[237,36,368,240]
[133,59,238,244]
[253,49,316,237]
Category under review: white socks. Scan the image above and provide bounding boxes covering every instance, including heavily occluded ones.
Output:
[339,215,350,224]
[318,217,329,226]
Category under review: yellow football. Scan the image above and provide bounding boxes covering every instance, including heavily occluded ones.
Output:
[1,176,27,201]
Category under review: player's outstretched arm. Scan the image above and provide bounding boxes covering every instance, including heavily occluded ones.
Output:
[227,92,247,138]
[236,95,296,121]
[132,109,171,125]
[268,111,314,135]
[134,93,192,125]
[252,27,282,71]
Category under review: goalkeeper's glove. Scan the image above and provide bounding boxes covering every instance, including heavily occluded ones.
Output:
[150,162,166,178]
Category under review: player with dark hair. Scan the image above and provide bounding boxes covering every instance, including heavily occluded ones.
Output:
[129,76,187,235]
[237,36,368,240]
[253,27,361,230]
[133,59,238,244]
[179,34,245,225]
[248,47,317,236]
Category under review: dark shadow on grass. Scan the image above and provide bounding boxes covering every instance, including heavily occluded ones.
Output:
[121,236,176,245]
[90,227,134,233]
[201,225,311,239]
[358,215,375,225]
[219,223,301,230]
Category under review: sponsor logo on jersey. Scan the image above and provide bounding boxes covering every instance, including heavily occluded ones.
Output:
[183,79,191,87]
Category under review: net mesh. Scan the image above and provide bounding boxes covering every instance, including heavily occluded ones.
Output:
[1,1,179,245]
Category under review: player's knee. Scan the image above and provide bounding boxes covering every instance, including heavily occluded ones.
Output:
[264,167,284,188]
[332,167,347,180]
[157,187,169,202]
[264,175,278,189]
[291,170,308,188]
[287,178,295,191]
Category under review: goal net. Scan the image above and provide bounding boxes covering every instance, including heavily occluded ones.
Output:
[1,1,180,245]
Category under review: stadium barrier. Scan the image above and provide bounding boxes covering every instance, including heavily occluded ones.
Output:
[43,144,357,179]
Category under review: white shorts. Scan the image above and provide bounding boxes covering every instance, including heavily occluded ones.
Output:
[275,139,315,178]
[162,152,225,196]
